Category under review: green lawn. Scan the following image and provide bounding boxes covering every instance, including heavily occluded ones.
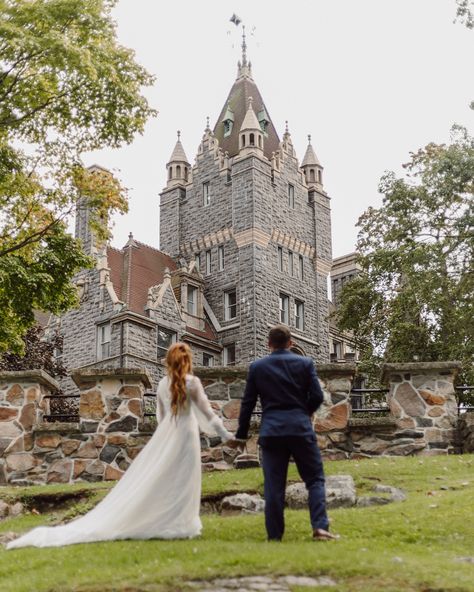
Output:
[1,454,473,592]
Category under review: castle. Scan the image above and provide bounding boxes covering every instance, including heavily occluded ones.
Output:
[54,40,334,395]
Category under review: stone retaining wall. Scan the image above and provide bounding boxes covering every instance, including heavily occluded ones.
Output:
[0,361,470,485]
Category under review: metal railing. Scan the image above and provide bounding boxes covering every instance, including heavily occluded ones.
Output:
[42,394,80,422]
[350,388,390,415]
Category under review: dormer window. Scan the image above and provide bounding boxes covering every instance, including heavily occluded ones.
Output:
[224,119,233,137]
[187,285,198,315]
[258,109,269,136]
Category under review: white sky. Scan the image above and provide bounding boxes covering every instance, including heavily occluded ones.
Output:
[85,0,474,258]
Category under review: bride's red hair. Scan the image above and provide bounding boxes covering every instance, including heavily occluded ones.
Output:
[166,342,193,416]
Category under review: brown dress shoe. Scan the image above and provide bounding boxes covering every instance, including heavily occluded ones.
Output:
[313,528,340,541]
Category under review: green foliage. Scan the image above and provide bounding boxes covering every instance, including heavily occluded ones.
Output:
[1,456,474,592]
[0,0,156,353]
[456,0,474,28]
[335,128,474,384]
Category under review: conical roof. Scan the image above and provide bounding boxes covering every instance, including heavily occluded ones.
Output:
[301,137,321,167]
[240,97,261,132]
[213,73,280,159]
[167,133,189,165]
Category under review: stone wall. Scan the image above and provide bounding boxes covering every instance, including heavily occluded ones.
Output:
[1,362,471,485]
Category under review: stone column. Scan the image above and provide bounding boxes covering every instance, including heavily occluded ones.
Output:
[382,361,461,455]
[313,363,356,459]
[0,370,59,484]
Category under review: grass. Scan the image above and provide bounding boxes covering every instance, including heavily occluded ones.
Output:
[0,454,473,592]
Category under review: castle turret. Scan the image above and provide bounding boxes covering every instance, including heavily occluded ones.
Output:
[238,96,264,156]
[166,131,190,188]
[301,134,324,189]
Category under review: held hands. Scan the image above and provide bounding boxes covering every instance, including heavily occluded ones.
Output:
[224,438,247,451]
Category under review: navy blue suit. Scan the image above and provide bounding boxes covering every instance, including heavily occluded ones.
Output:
[235,349,329,540]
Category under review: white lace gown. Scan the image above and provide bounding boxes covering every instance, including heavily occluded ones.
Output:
[7,375,232,549]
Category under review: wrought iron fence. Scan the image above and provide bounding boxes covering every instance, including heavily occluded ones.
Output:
[42,394,80,422]
[350,388,390,417]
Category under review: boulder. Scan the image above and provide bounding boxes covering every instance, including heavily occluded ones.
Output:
[373,484,407,502]
[394,383,426,417]
[314,402,350,432]
[47,459,73,483]
[79,390,106,420]
[325,474,357,508]
[419,389,445,406]
[221,493,265,515]
[9,502,24,517]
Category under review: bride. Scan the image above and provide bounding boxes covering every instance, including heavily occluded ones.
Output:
[7,343,233,549]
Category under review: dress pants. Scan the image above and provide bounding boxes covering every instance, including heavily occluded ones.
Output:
[260,435,329,541]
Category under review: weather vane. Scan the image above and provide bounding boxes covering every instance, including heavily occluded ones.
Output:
[228,13,258,57]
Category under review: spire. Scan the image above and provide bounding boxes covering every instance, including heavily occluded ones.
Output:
[240,96,261,132]
[301,134,321,167]
[237,25,253,80]
[167,130,190,165]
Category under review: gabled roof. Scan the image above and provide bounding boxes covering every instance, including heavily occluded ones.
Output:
[213,73,280,159]
[106,241,177,314]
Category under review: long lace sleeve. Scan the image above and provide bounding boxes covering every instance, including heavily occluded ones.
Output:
[188,376,233,442]
[156,379,166,422]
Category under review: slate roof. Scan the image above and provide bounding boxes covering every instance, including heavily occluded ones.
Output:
[213,73,280,159]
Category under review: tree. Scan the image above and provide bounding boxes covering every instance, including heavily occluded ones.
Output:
[455,0,474,29]
[0,0,156,353]
[335,128,474,385]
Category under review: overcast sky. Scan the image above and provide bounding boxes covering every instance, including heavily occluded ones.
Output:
[85,0,474,258]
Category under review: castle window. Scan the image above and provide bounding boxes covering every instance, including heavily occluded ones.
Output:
[223,343,236,366]
[258,135,262,148]
[277,247,283,271]
[157,326,177,358]
[288,251,294,276]
[168,167,172,180]
[279,294,289,325]
[218,246,225,271]
[294,300,304,331]
[224,120,233,137]
[310,169,315,182]
[176,165,181,178]
[298,255,304,280]
[241,135,246,148]
[318,169,322,183]
[203,352,214,367]
[288,184,295,208]
[96,323,111,361]
[184,166,188,181]
[224,289,237,321]
[187,285,198,315]
[194,253,200,272]
[205,250,212,276]
[249,133,255,146]
[203,182,211,207]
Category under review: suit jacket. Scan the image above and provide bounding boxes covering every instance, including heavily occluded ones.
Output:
[235,349,324,441]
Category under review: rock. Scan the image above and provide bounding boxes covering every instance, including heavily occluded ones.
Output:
[281,575,336,587]
[222,399,241,420]
[204,382,228,401]
[418,389,445,406]
[99,444,121,463]
[228,382,245,399]
[118,385,141,399]
[9,502,24,517]
[6,385,24,406]
[202,461,232,472]
[0,532,18,545]
[1,422,22,439]
[326,378,351,394]
[0,407,18,421]
[73,440,99,459]
[47,459,73,483]
[373,484,407,502]
[416,417,433,427]
[357,496,391,507]
[115,452,130,471]
[79,390,106,420]
[221,493,265,515]
[6,453,35,472]
[105,415,137,433]
[84,460,104,475]
[388,442,426,455]
[18,403,36,430]
[314,402,350,432]
[394,383,426,417]
[93,434,106,447]
[394,430,424,439]
[106,396,122,413]
[0,501,9,518]
[127,399,142,417]
[25,387,40,402]
[73,460,87,478]
[104,465,124,481]
[81,420,99,433]
[107,434,128,445]
[5,436,24,454]
[201,448,223,463]
[35,434,61,449]
[389,399,403,418]
[428,407,444,417]
[326,474,357,508]
[286,482,308,509]
[233,453,260,469]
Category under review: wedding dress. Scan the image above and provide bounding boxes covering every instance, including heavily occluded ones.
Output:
[7,375,232,549]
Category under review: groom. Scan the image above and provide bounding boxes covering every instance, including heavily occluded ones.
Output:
[232,325,337,542]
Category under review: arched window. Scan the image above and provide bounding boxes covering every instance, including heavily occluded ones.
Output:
[184,166,188,181]
[318,169,322,183]
[258,135,262,148]
[310,169,315,182]
[168,167,172,180]
[176,165,181,178]
[241,135,246,148]
[249,133,255,146]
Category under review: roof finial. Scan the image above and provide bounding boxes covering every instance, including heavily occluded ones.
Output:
[285,120,289,134]
[242,25,247,67]
[177,130,181,140]
[205,116,210,131]
[308,134,311,144]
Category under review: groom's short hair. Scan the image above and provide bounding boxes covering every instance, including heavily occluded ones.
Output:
[268,325,291,349]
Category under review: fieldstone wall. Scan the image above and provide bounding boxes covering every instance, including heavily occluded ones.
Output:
[458,412,474,453]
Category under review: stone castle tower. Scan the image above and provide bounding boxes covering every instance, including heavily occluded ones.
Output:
[159,37,332,364]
